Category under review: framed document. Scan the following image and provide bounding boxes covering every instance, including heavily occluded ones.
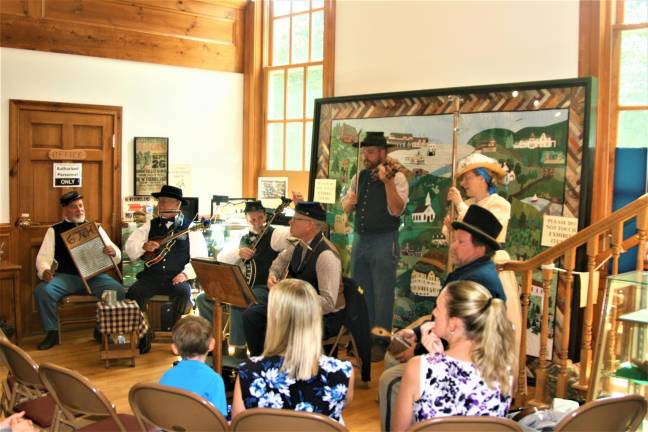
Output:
[134,137,169,196]
[60,222,122,294]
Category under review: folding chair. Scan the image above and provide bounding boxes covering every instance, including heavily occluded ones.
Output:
[407,416,523,432]
[0,339,56,428]
[554,394,647,432]
[231,408,347,432]
[38,362,139,431]
[129,383,229,432]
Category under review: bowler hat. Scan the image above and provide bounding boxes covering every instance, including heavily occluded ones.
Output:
[60,191,83,207]
[451,205,502,250]
[353,131,394,148]
[295,201,327,222]
[151,185,186,204]
[244,200,265,213]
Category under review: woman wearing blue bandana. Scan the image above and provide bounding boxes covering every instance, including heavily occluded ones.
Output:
[444,153,522,383]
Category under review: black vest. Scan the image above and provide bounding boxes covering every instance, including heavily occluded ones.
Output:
[240,226,278,287]
[52,221,84,276]
[142,217,191,279]
[356,169,401,234]
[288,232,331,294]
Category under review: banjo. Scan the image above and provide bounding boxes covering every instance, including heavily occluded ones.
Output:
[238,197,292,286]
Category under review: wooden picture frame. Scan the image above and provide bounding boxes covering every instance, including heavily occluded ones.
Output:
[308,78,596,349]
[134,137,169,196]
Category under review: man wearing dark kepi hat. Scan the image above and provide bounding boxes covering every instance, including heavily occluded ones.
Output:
[195,200,290,357]
[242,201,345,356]
[125,185,209,353]
[34,191,125,350]
[378,205,507,431]
[341,131,409,361]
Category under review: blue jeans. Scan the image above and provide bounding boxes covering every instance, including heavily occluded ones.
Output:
[351,231,399,332]
[196,286,269,347]
[34,273,125,332]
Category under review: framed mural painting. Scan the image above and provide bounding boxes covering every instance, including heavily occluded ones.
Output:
[308,78,596,357]
[134,137,169,196]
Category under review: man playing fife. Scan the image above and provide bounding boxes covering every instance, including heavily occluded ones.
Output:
[379,205,509,431]
[341,131,409,361]
[35,191,125,350]
[242,201,344,356]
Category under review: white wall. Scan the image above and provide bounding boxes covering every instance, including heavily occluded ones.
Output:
[0,47,243,223]
[335,0,579,96]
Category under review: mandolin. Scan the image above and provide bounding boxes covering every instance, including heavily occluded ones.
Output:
[238,197,292,286]
[143,221,209,268]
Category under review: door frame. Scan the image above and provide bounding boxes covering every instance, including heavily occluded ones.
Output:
[9,99,123,240]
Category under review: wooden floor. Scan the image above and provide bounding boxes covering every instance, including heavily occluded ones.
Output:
[2,329,384,431]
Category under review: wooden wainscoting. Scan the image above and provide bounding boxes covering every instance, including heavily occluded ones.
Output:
[0,0,247,73]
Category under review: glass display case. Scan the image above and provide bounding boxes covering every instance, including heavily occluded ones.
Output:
[590,271,648,408]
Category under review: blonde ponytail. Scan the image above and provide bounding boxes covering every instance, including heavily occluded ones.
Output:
[444,281,515,395]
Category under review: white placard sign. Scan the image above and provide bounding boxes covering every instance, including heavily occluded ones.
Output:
[170,164,192,194]
[541,215,578,247]
[53,163,82,187]
[313,179,337,204]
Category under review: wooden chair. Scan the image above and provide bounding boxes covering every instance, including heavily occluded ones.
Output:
[407,416,524,432]
[231,408,348,432]
[553,394,647,432]
[0,339,57,429]
[38,362,139,431]
[57,294,100,343]
[128,382,229,432]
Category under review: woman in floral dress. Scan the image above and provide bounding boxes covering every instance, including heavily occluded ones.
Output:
[392,280,515,432]
[231,279,354,423]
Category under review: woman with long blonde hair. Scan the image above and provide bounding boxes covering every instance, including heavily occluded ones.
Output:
[393,280,515,432]
[232,279,354,423]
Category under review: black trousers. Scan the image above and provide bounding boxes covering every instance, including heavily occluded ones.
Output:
[126,274,193,326]
[243,302,345,356]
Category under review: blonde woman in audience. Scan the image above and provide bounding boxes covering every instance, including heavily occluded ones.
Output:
[232,279,354,423]
[393,280,515,432]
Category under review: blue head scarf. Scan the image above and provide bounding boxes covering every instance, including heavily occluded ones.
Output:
[474,167,497,195]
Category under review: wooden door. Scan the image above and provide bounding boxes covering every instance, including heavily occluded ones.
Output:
[9,100,122,337]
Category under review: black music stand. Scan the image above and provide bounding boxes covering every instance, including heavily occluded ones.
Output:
[192,258,257,373]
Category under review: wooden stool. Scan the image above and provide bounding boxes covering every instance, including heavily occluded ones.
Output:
[147,295,173,343]
[57,295,99,343]
[97,300,147,368]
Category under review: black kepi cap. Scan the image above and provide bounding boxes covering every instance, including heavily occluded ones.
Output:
[295,201,327,222]
[60,191,83,207]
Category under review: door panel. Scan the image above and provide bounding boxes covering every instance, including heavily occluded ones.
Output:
[10,100,122,337]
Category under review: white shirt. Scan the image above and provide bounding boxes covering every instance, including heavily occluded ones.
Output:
[35,220,122,280]
[216,225,291,264]
[346,171,409,216]
[125,220,209,280]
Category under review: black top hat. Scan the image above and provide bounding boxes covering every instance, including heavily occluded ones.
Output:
[60,191,83,207]
[151,185,186,204]
[353,131,394,148]
[244,200,265,213]
[295,201,327,222]
[451,205,502,251]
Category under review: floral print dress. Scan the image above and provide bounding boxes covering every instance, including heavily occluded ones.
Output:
[238,355,352,422]
[413,352,511,420]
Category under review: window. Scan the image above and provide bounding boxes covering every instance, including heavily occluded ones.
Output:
[264,0,330,172]
[612,0,648,149]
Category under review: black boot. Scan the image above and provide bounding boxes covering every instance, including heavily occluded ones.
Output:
[138,329,153,354]
[38,331,59,350]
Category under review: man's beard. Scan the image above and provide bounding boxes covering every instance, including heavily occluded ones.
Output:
[70,214,85,223]
[363,159,380,170]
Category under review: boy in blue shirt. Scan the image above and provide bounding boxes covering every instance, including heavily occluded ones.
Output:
[160,315,227,415]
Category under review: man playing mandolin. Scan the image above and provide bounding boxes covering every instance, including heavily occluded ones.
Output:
[125,185,208,353]
[195,200,290,358]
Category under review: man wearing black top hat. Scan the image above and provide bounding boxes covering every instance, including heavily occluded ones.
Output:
[125,185,208,353]
[34,191,126,350]
[195,200,290,356]
[242,201,344,356]
[378,205,507,431]
[341,131,409,361]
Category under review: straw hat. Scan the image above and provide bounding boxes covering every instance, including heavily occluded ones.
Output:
[455,153,506,180]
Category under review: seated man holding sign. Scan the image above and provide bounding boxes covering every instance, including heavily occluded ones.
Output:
[34,191,125,350]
